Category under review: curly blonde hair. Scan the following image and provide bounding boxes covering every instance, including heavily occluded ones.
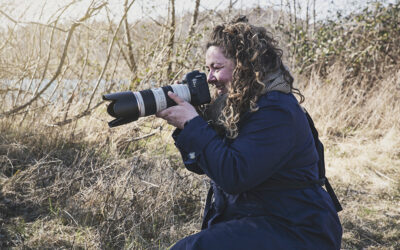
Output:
[206,16,301,139]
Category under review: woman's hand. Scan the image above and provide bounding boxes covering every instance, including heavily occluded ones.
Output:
[156,91,198,129]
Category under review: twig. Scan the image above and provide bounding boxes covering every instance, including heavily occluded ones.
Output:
[63,210,79,226]
[63,48,90,122]
[0,5,75,32]
[0,9,18,24]
[86,0,135,110]
[123,0,137,74]
[368,167,398,184]
[166,0,176,77]
[19,21,68,32]
[141,180,160,188]
[1,2,107,117]
[29,14,59,102]
[125,129,160,142]
[0,21,17,52]
[182,0,201,62]
[55,47,122,127]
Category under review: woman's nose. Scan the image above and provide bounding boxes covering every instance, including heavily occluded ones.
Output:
[207,71,216,83]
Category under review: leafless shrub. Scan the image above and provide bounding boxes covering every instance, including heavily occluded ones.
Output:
[0,0,399,249]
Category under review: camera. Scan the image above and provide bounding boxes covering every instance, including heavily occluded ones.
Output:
[103,70,211,127]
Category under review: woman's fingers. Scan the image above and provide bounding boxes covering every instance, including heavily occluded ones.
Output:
[156,93,198,129]
[168,91,185,105]
[155,109,169,118]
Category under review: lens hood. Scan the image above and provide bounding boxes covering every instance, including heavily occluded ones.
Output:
[102,91,140,127]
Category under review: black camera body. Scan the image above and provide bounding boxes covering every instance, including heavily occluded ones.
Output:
[103,70,211,127]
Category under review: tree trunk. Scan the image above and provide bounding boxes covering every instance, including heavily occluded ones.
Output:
[166,0,175,78]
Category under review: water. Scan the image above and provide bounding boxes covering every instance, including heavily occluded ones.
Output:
[1,78,130,103]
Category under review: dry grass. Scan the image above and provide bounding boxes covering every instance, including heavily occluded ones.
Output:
[1,1,400,249]
[0,112,208,249]
[298,67,400,249]
[1,65,399,249]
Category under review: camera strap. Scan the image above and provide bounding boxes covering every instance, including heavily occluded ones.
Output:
[304,110,343,212]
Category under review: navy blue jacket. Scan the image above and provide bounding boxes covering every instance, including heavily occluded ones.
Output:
[171,91,342,250]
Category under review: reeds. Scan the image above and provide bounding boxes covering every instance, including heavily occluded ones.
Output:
[0,1,399,249]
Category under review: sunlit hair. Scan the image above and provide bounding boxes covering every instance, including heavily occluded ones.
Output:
[206,15,303,139]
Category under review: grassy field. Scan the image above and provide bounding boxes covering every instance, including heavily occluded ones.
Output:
[1,1,399,249]
[1,67,398,249]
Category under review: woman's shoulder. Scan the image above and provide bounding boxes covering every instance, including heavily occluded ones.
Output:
[238,91,299,128]
[238,91,305,130]
[257,91,299,110]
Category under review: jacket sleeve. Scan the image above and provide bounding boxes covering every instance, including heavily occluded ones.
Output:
[174,104,296,194]
[172,128,205,175]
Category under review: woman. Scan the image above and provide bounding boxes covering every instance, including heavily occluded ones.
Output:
[156,16,342,250]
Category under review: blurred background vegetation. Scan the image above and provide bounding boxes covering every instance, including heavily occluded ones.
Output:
[0,0,399,249]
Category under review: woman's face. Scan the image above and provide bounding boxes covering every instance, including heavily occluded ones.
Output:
[205,46,235,96]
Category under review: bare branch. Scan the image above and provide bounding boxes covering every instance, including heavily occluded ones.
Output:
[1,1,107,117]
[202,2,226,23]
[166,0,176,77]
[0,1,82,33]
[313,0,316,34]
[63,48,90,122]
[56,45,122,127]
[0,23,17,52]
[182,0,201,62]
[30,18,58,102]
[20,22,68,32]
[188,0,200,38]
[228,0,239,14]
[123,0,137,74]
[126,129,160,142]
[86,0,135,110]
[0,9,18,24]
